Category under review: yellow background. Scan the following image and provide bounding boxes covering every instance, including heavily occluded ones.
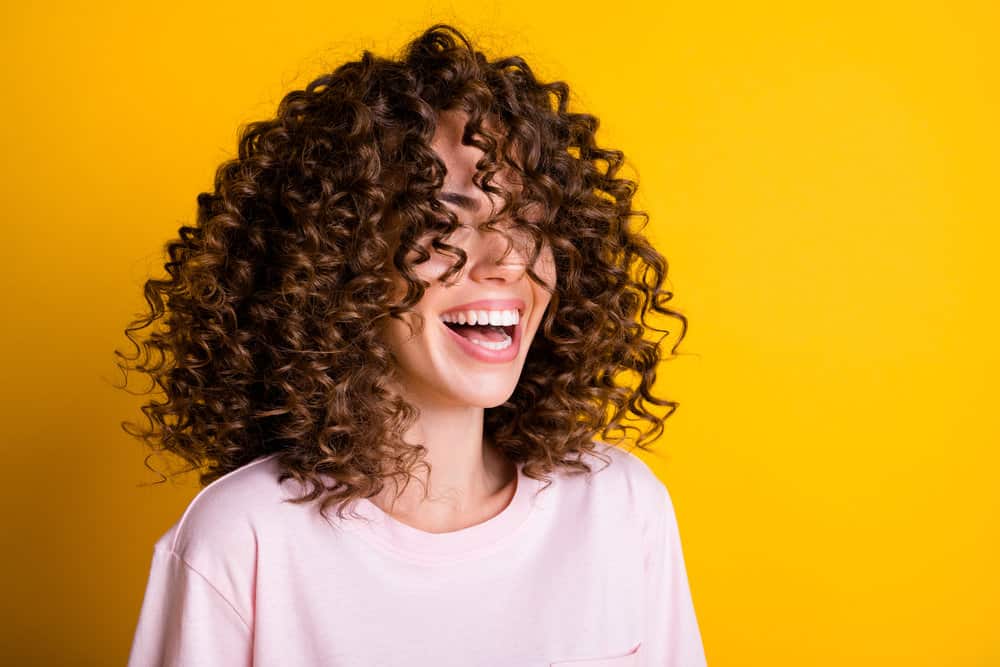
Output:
[1,1,996,664]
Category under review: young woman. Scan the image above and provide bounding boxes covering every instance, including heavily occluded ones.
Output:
[122,24,706,666]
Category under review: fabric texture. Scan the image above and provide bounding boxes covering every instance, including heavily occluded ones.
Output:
[127,441,707,666]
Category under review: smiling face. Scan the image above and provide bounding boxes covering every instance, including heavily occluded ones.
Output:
[383,109,557,410]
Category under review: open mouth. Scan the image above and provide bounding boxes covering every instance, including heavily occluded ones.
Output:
[441,321,517,343]
[438,305,524,356]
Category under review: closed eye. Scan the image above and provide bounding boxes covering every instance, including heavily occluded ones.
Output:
[438,191,482,212]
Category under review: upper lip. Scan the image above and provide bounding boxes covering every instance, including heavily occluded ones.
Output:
[439,298,526,316]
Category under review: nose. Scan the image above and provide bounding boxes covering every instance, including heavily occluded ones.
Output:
[462,221,532,285]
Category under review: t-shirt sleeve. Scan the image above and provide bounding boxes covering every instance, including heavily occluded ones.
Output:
[127,546,253,667]
[643,483,708,666]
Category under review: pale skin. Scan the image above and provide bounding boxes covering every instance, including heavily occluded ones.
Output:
[371,109,557,533]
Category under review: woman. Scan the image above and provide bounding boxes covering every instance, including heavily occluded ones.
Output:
[122,23,706,666]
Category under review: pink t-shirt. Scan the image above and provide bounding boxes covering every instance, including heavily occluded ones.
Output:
[127,441,706,666]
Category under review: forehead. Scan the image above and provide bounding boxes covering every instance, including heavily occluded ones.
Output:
[429,109,524,195]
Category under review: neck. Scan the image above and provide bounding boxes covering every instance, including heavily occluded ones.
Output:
[371,395,516,528]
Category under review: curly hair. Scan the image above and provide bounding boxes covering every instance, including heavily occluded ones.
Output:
[116,23,689,523]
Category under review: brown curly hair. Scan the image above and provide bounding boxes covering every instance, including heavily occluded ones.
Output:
[115,23,689,522]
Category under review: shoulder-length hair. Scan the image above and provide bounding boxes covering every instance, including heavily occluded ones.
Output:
[116,24,688,521]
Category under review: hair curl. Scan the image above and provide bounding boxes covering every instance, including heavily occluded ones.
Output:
[115,23,689,522]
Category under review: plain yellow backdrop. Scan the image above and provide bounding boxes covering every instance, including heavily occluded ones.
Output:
[1,0,996,664]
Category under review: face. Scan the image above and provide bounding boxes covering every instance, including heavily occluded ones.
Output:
[382,109,557,409]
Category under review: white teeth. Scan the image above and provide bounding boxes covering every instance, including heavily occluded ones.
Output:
[466,330,513,350]
[440,308,520,326]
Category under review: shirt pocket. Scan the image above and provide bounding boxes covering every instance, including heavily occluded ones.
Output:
[549,641,641,666]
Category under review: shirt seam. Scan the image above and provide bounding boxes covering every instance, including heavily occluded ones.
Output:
[159,547,252,631]
[168,453,280,553]
[347,502,538,566]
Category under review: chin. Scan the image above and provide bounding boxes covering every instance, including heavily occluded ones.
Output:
[442,381,520,409]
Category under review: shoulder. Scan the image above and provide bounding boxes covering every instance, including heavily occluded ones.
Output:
[586,440,669,503]
[581,441,673,533]
[154,454,294,567]
[142,455,293,631]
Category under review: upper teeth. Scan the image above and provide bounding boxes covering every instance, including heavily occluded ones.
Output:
[440,309,520,326]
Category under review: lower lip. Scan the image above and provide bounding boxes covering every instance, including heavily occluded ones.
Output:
[441,319,522,363]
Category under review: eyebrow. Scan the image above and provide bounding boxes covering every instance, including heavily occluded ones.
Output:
[437,191,482,213]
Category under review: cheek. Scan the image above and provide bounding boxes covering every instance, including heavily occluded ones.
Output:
[418,255,457,283]
[389,253,451,303]
[527,246,557,325]
[405,239,459,285]
[382,312,431,358]
[535,244,557,290]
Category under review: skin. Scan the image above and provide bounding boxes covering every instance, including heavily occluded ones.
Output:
[373,109,557,533]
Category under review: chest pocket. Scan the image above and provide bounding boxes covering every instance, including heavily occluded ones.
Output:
[549,641,641,666]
